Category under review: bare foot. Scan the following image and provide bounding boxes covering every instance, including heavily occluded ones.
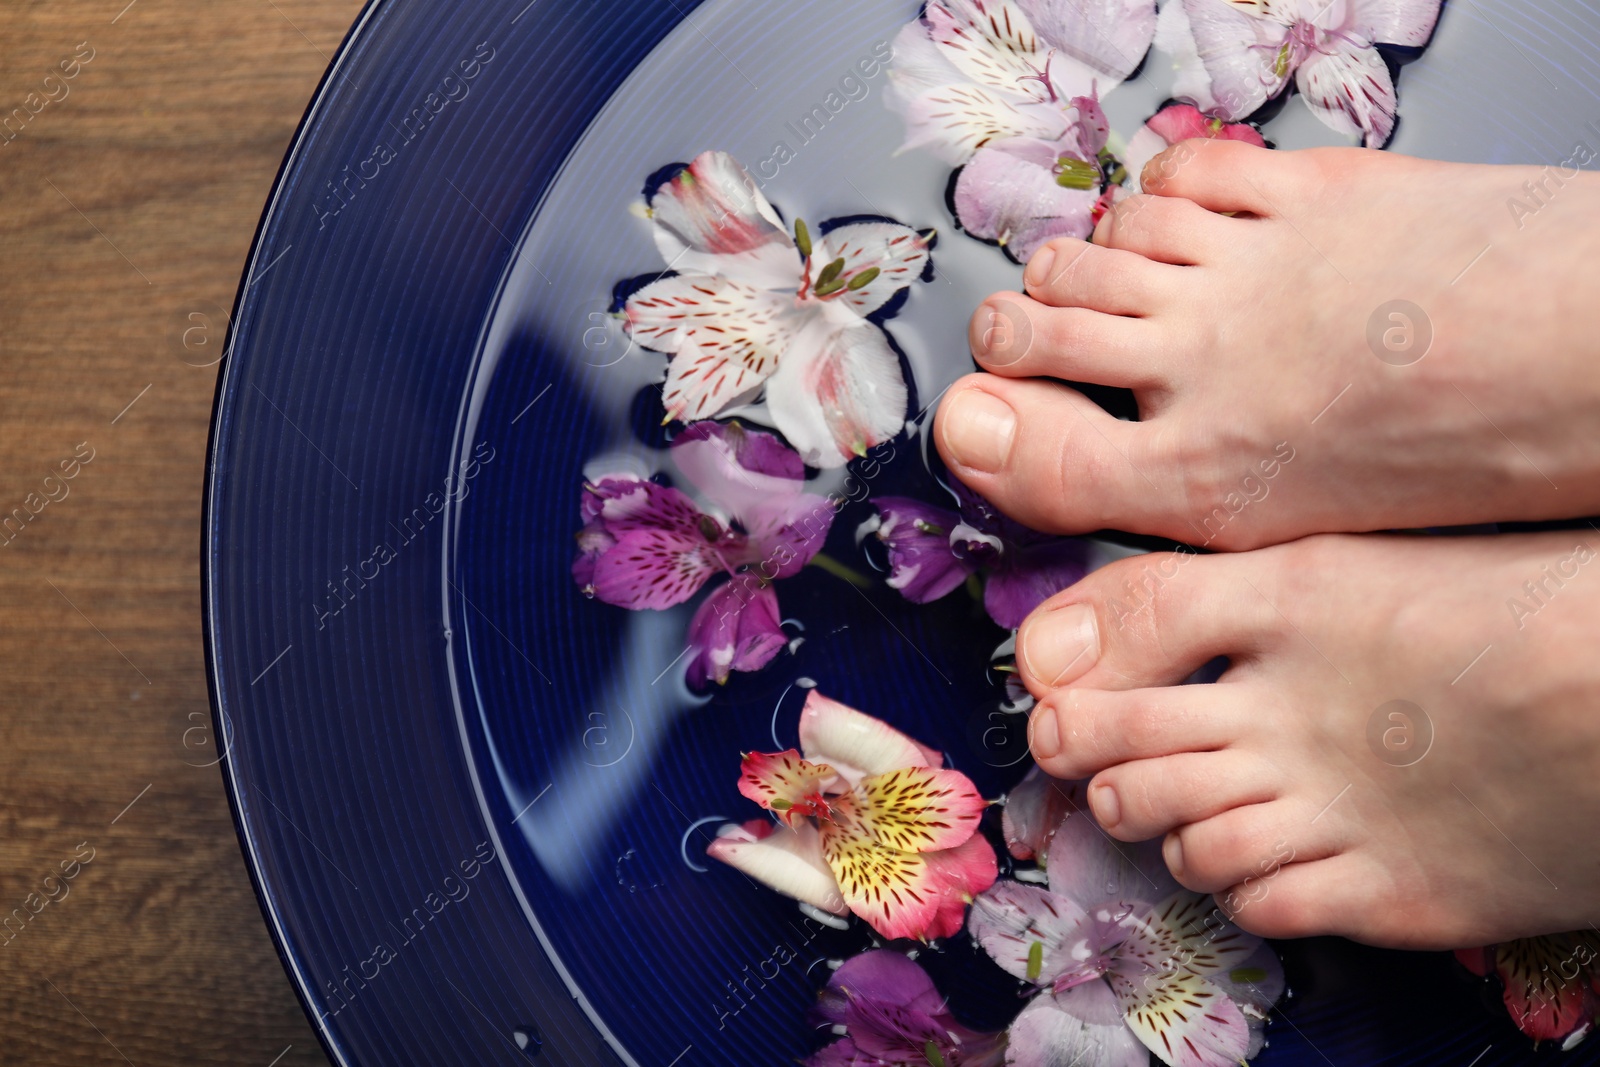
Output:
[1013,530,1600,950]
[935,140,1600,549]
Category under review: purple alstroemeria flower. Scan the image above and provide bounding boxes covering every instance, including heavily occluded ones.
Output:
[868,482,1090,629]
[573,421,833,687]
[1157,0,1443,147]
[969,812,1285,1067]
[806,950,1007,1067]
[886,0,1156,261]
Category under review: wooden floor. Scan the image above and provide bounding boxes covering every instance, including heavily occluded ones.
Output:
[0,1,363,1062]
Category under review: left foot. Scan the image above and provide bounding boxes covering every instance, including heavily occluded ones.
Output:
[1015,530,1600,950]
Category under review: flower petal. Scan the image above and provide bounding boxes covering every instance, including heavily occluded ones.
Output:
[1020,0,1157,82]
[984,538,1092,629]
[625,273,790,423]
[815,949,951,1024]
[922,833,1000,940]
[1110,967,1250,1067]
[1205,942,1286,1020]
[1296,42,1397,148]
[1162,0,1289,120]
[765,319,908,469]
[954,138,1099,263]
[1005,986,1150,1067]
[811,223,934,318]
[1107,895,1260,1067]
[1046,809,1178,909]
[737,748,837,823]
[1354,0,1443,46]
[871,496,976,606]
[1002,767,1085,861]
[924,0,1049,94]
[648,150,797,290]
[706,818,847,914]
[968,879,1093,986]
[887,24,1066,165]
[853,765,988,852]
[1492,934,1594,1041]
[799,691,936,783]
[687,581,787,688]
[821,800,944,941]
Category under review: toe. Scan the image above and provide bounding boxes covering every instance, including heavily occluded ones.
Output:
[934,375,1172,533]
[967,291,1168,389]
[1140,138,1296,216]
[1087,750,1281,842]
[1016,550,1279,693]
[1021,237,1182,317]
[1219,856,1398,943]
[1028,683,1245,779]
[1165,797,1345,897]
[1091,193,1232,265]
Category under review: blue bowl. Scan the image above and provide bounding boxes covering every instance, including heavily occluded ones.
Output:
[206,0,1600,1063]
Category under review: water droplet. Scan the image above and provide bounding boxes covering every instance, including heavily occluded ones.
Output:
[796,676,817,689]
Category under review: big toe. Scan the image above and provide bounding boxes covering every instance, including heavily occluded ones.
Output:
[934,375,1183,535]
[1015,549,1280,695]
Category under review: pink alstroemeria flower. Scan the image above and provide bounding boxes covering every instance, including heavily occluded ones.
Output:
[623,150,933,468]
[1120,104,1267,194]
[573,421,832,687]
[1156,0,1443,148]
[970,813,1284,1067]
[886,0,1156,261]
[1457,935,1600,1048]
[868,482,1091,629]
[805,950,1007,1067]
[707,691,998,942]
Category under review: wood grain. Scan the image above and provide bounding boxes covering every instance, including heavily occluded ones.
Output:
[0,1,362,1063]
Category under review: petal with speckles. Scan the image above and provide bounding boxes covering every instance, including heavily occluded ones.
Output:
[624,273,791,423]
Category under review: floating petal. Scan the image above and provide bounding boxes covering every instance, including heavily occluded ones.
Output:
[954,138,1099,263]
[812,223,934,318]
[1046,809,1178,910]
[853,765,988,853]
[1002,767,1085,861]
[765,319,908,470]
[871,496,976,606]
[648,150,798,290]
[1019,0,1157,83]
[624,273,790,423]
[706,818,847,915]
[985,538,1092,629]
[737,748,838,824]
[799,691,936,785]
[968,879,1093,987]
[1354,0,1443,46]
[686,580,787,688]
[1005,985,1149,1067]
[1296,41,1397,147]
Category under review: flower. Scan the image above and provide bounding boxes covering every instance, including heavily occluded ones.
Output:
[1001,765,1086,862]
[886,0,1156,261]
[572,421,833,686]
[707,691,998,941]
[969,812,1284,1067]
[1457,934,1600,1048]
[867,482,1091,629]
[622,150,934,468]
[1156,0,1444,148]
[806,950,1007,1067]
[1119,104,1267,194]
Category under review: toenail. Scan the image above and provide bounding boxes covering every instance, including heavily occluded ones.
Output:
[1029,703,1061,760]
[1019,602,1100,687]
[1024,247,1056,290]
[973,298,1035,366]
[1091,783,1120,828]
[1163,832,1184,876]
[940,389,1016,473]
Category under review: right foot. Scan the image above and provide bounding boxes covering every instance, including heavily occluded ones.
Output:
[935,141,1600,550]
